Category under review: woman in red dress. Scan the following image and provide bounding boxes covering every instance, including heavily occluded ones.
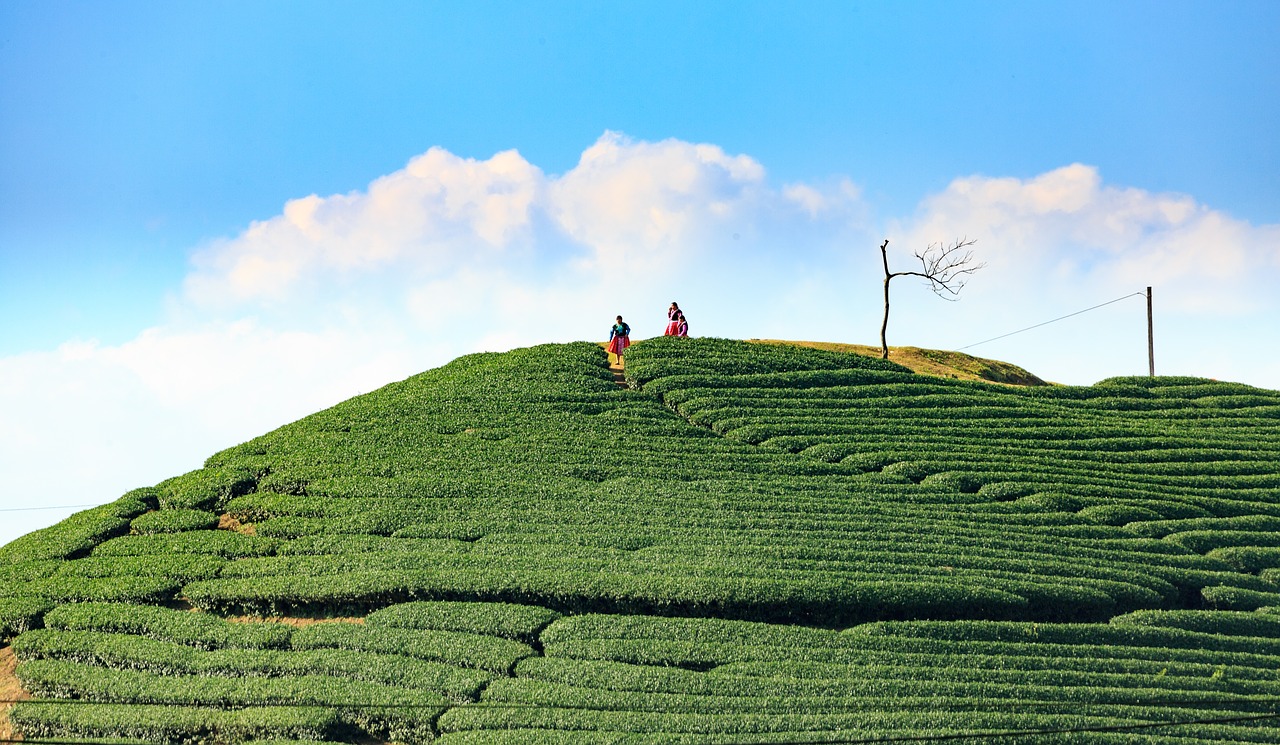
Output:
[664,302,681,336]
[607,315,631,364]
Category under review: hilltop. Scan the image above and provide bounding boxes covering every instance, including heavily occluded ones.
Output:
[3,336,1280,743]
[747,339,1049,386]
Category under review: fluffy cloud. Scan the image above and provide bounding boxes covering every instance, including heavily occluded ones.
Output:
[184,131,859,312]
[888,164,1280,385]
[894,164,1280,314]
[185,147,546,306]
[547,132,771,270]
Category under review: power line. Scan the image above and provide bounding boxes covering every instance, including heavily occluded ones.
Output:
[0,503,101,513]
[957,292,1147,351]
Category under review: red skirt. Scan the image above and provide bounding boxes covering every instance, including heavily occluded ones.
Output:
[607,336,630,355]
[664,321,680,336]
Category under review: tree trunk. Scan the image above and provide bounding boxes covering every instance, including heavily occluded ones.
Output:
[879,240,891,359]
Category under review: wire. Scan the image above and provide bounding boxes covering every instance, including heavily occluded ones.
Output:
[0,503,101,513]
[957,292,1146,351]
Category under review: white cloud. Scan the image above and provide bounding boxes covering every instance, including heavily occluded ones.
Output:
[185,147,545,307]
[183,131,848,309]
[888,164,1280,386]
[894,164,1280,314]
[547,131,772,270]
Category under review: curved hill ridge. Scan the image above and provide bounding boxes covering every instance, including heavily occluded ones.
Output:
[3,337,1280,743]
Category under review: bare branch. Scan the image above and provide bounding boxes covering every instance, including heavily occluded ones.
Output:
[879,236,984,358]
[912,237,983,298]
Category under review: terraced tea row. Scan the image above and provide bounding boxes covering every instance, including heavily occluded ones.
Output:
[12,601,1280,743]
[8,601,546,743]
[442,610,1280,743]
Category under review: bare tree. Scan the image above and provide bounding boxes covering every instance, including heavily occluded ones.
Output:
[879,237,983,360]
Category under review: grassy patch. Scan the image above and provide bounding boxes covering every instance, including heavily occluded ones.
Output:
[748,339,1048,385]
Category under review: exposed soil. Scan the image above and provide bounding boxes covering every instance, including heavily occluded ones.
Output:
[218,512,255,535]
[0,645,29,741]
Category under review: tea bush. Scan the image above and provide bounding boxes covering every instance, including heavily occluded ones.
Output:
[129,508,220,535]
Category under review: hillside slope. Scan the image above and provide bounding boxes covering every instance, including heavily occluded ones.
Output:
[3,337,1280,743]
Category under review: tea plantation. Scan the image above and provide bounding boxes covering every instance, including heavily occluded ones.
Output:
[3,336,1280,743]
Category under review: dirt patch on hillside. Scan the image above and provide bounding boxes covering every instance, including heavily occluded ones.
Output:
[0,646,29,741]
[218,512,256,535]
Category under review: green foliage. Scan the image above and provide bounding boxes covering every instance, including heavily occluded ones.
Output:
[291,621,535,674]
[11,703,340,743]
[1167,529,1280,554]
[432,609,1280,741]
[18,659,445,743]
[53,553,224,583]
[44,602,292,650]
[1209,546,1280,572]
[92,529,279,558]
[1078,503,1163,525]
[623,336,910,387]
[0,489,155,564]
[1203,585,1280,611]
[13,628,492,701]
[366,600,562,642]
[0,575,179,604]
[540,613,1280,670]
[1111,609,1280,638]
[129,508,221,534]
[157,466,257,511]
[0,596,52,641]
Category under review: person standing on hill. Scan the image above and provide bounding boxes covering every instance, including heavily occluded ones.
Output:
[664,302,681,336]
[676,312,688,337]
[607,315,631,365]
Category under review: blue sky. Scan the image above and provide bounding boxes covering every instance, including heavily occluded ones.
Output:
[2,1,1279,544]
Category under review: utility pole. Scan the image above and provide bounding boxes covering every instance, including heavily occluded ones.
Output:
[1147,286,1155,377]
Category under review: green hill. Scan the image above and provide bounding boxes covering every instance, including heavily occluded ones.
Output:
[3,336,1280,743]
